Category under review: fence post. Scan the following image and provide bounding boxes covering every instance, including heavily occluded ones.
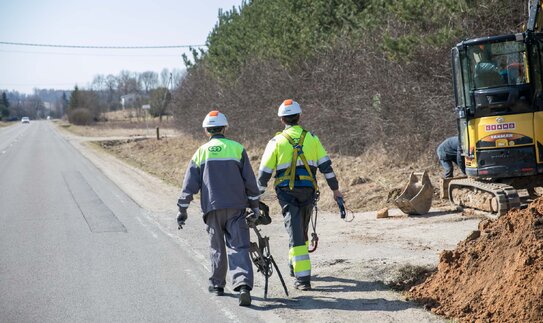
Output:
[156,127,160,140]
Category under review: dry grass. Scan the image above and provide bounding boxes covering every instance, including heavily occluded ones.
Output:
[62,122,180,139]
[62,110,453,213]
[94,136,199,187]
[87,129,448,213]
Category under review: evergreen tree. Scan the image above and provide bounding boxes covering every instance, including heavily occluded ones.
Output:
[61,92,69,116]
[69,86,80,110]
[194,0,476,80]
[0,92,9,118]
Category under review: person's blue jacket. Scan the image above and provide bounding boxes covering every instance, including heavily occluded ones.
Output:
[436,136,466,178]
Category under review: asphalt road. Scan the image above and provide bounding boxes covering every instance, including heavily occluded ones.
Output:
[0,121,263,322]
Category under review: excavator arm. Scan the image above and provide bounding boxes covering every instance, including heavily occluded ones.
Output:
[527,0,543,32]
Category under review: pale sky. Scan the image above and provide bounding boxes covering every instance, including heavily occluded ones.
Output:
[0,0,243,94]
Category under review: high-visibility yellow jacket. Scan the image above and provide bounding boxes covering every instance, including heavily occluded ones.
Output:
[257,125,338,192]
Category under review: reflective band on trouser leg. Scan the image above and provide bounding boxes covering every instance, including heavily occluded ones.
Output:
[287,244,308,269]
[290,244,311,280]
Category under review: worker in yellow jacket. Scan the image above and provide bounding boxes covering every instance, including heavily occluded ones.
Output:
[257,99,342,290]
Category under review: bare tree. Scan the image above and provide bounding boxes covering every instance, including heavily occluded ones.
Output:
[117,70,139,95]
[139,71,159,93]
[171,68,185,89]
[105,74,118,92]
[27,94,45,119]
[160,68,170,87]
[91,75,106,91]
[104,74,119,111]
[149,87,171,122]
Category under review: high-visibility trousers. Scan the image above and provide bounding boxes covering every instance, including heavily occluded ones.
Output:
[276,187,315,283]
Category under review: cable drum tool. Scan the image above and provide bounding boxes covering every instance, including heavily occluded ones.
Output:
[246,202,289,299]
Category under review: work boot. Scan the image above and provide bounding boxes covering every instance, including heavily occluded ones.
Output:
[208,286,225,296]
[238,285,251,306]
[294,281,311,291]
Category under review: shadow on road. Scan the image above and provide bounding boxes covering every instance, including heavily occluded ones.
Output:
[245,275,419,313]
[407,209,459,218]
[311,274,389,293]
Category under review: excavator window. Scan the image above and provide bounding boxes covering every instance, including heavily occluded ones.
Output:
[453,37,539,118]
[452,48,465,107]
[467,41,529,89]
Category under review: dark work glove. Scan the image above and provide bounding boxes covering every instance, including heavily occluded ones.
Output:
[337,197,346,219]
[177,209,188,229]
[246,208,259,227]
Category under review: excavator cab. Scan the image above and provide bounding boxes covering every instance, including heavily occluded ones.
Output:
[452,33,543,179]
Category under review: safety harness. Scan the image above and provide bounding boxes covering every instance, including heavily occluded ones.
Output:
[274,129,320,253]
[274,130,319,191]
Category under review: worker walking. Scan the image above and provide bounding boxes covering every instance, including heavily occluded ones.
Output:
[257,99,342,291]
[436,136,466,179]
[176,111,260,306]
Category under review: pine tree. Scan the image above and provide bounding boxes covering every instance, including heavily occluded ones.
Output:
[0,92,9,118]
[61,92,68,116]
[69,86,80,110]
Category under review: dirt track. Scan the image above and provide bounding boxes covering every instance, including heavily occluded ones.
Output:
[61,128,483,322]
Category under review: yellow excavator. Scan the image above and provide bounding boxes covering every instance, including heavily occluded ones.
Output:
[445,0,543,217]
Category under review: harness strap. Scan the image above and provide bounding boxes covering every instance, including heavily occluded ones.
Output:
[308,190,320,253]
[274,130,319,191]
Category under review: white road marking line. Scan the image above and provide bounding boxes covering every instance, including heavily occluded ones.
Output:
[181,269,240,320]
[136,214,160,240]
[136,216,144,226]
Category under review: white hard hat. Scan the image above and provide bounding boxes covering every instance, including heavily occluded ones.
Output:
[278,99,302,117]
[202,110,228,128]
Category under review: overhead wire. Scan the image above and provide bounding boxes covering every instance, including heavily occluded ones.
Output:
[0,40,201,91]
[0,41,206,49]
[0,49,181,57]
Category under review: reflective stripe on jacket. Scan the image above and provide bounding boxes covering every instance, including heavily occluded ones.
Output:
[257,125,338,192]
[177,134,260,215]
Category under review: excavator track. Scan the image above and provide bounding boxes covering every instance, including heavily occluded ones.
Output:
[448,178,521,219]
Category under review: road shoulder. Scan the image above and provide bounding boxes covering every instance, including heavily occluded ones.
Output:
[57,126,481,322]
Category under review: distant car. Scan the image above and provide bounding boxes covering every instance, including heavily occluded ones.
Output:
[21,117,30,124]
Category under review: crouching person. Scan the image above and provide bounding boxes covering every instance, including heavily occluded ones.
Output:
[176,111,261,306]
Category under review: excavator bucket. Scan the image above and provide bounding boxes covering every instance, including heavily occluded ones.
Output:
[394,171,433,215]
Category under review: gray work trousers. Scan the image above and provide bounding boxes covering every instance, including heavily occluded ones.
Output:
[204,208,253,291]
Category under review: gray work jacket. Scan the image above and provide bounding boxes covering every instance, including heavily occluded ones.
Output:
[177,134,260,216]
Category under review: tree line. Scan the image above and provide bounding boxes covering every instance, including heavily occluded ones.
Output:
[173,0,527,161]
[65,68,183,124]
[0,90,55,120]
[1,68,184,124]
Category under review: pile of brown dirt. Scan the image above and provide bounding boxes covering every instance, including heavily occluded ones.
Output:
[408,198,543,322]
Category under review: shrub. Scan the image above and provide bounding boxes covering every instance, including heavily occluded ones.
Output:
[68,108,93,125]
